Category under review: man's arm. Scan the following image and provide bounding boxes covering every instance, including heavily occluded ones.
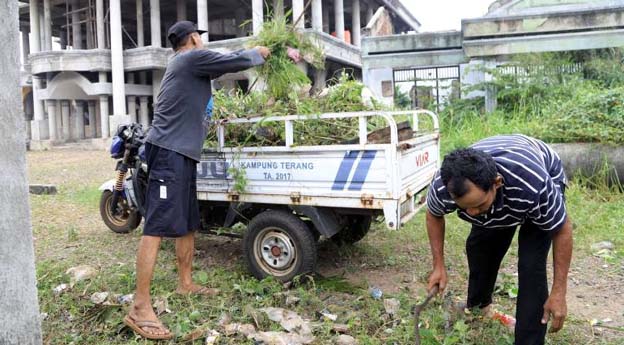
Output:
[192,47,268,78]
[426,209,447,293]
[542,216,573,332]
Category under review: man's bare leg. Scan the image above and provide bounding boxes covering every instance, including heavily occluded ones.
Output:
[175,231,219,295]
[128,235,170,336]
[176,231,195,291]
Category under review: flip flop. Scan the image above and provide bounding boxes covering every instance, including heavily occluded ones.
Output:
[123,315,173,340]
[175,286,220,296]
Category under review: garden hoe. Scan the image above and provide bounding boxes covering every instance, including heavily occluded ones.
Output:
[414,285,439,345]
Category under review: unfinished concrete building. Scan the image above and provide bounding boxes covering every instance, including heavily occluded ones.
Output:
[363,0,624,111]
[18,0,420,149]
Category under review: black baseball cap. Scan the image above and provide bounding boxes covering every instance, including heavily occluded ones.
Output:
[167,21,206,47]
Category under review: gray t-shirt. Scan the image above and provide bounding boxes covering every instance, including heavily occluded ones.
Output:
[147,48,264,161]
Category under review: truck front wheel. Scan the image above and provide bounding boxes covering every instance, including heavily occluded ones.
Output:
[243,210,317,282]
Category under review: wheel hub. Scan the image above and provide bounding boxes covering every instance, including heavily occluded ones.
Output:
[258,230,295,270]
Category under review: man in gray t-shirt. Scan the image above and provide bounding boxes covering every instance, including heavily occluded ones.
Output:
[123,21,298,340]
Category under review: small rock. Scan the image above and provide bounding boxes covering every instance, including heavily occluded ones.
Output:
[153,297,170,315]
[383,298,400,316]
[117,294,134,305]
[223,323,241,336]
[205,329,220,345]
[332,323,350,334]
[286,296,301,306]
[53,283,69,295]
[29,184,57,195]
[591,241,614,251]
[90,292,109,304]
[223,322,257,337]
[238,324,256,337]
[260,307,312,336]
[251,331,315,345]
[40,312,49,320]
[336,334,357,345]
[320,310,338,322]
[218,313,231,327]
[66,265,97,285]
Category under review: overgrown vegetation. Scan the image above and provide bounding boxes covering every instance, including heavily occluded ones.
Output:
[446,49,624,145]
[207,72,385,148]
[249,13,324,100]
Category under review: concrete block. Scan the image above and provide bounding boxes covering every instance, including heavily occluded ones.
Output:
[30,119,49,141]
[29,184,57,195]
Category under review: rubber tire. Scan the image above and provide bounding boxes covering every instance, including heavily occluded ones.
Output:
[99,190,142,233]
[243,210,317,282]
[331,215,373,245]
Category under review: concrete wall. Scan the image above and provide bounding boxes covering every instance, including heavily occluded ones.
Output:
[0,1,42,344]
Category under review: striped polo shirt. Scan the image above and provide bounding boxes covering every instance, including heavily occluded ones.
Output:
[427,135,568,231]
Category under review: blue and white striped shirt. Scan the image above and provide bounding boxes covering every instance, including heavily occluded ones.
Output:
[427,135,568,231]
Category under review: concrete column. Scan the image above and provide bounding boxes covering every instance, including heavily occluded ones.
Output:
[94,100,101,137]
[252,0,264,35]
[99,96,110,138]
[74,101,85,139]
[29,0,41,53]
[127,74,137,123]
[152,69,164,103]
[272,0,283,18]
[110,0,127,117]
[293,0,305,29]
[39,7,45,50]
[366,1,374,24]
[61,100,70,140]
[30,78,47,141]
[47,100,57,141]
[235,8,247,38]
[43,0,52,51]
[177,0,187,20]
[72,0,82,49]
[60,29,68,49]
[352,0,361,46]
[0,1,42,340]
[88,101,97,138]
[334,0,345,40]
[96,0,106,48]
[136,0,145,47]
[21,28,30,63]
[197,0,208,41]
[312,0,322,31]
[322,2,330,33]
[313,68,327,91]
[150,0,161,47]
[139,96,150,127]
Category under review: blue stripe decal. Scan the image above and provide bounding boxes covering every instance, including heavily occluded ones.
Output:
[347,150,377,191]
[332,151,360,190]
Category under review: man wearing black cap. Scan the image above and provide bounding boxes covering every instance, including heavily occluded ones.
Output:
[123,21,299,340]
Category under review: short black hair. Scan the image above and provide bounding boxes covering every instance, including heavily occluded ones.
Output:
[170,33,191,51]
[440,148,498,198]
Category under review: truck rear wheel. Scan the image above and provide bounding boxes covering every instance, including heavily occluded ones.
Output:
[99,190,141,233]
[243,210,317,282]
[332,215,373,245]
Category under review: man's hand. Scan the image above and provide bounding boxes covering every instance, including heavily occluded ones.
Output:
[286,47,302,63]
[542,291,567,332]
[427,266,447,294]
[255,46,271,59]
